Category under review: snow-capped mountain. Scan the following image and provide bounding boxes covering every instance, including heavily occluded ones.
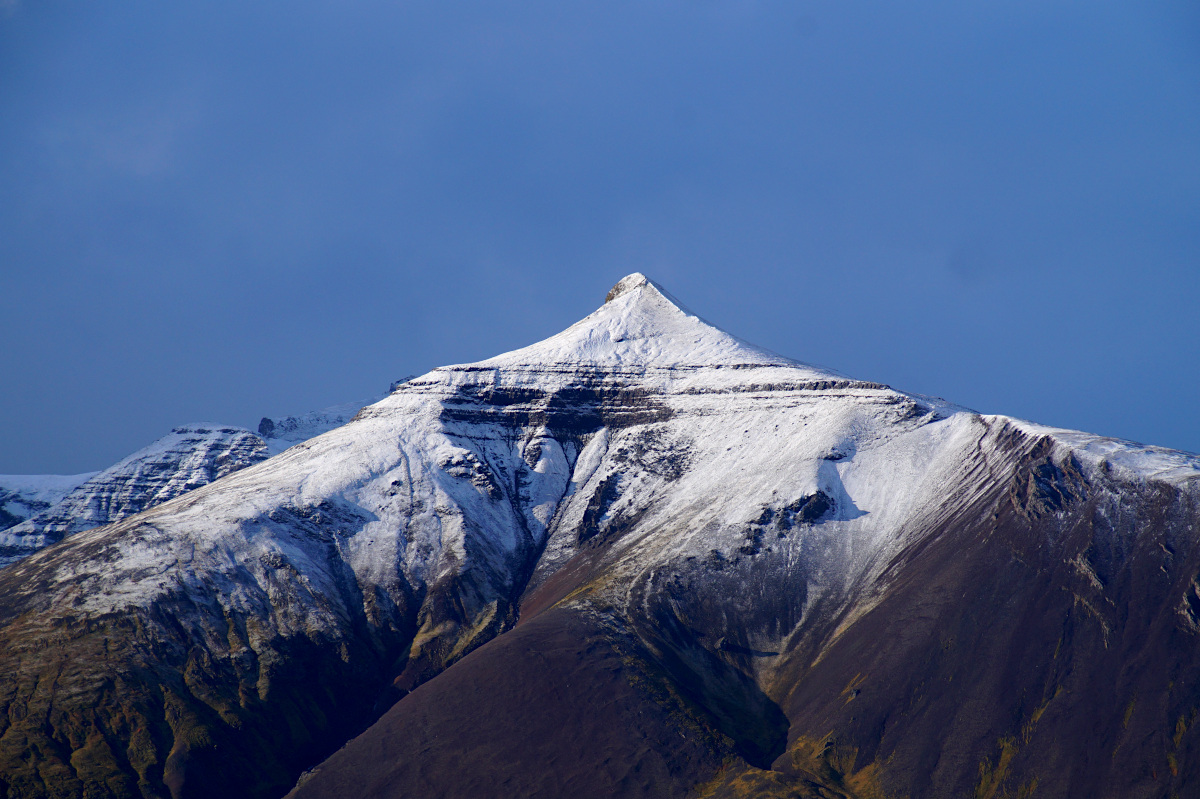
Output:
[0,274,1196,799]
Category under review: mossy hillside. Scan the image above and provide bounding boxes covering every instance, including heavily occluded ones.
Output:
[0,594,409,799]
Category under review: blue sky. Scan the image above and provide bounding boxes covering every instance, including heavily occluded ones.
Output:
[2,0,1198,473]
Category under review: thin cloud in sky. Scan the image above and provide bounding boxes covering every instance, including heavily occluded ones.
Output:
[0,0,1197,472]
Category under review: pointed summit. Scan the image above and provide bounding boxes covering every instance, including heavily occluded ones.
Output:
[468,274,807,371]
[601,273,696,315]
[604,272,656,303]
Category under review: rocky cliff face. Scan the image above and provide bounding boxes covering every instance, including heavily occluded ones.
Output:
[0,275,1196,799]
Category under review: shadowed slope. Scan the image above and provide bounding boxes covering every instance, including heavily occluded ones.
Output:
[289,608,736,799]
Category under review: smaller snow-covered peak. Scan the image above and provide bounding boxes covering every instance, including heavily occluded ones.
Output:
[0,425,268,567]
[258,392,387,455]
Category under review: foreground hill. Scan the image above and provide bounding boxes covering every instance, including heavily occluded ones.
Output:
[0,275,1196,799]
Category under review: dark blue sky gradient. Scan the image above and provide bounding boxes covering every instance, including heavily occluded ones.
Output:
[2,0,1198,473]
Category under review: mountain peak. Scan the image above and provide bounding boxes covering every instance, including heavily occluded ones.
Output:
[604,272,654,303]
[602,272,689,312]
[464,274,814,372]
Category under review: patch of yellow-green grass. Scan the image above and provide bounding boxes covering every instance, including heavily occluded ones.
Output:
[692,734,902,799]
[1022,685,1063,744]
[1172,709,1195,749]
